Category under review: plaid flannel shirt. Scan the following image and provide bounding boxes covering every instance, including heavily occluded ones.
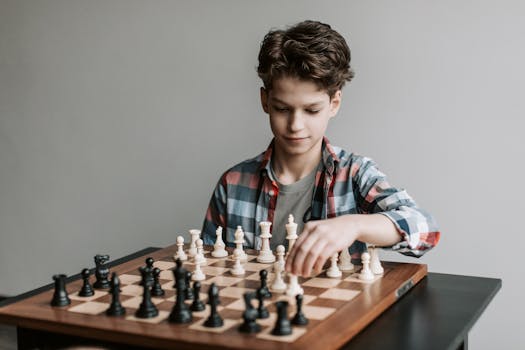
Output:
[202,137,440,258]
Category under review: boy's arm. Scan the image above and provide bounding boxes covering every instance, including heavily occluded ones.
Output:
[286,156,440,277]
[201,176,228,246]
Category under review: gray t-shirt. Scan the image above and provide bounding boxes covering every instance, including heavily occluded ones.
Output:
[269,163,318,250]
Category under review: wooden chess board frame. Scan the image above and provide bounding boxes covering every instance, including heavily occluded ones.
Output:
[0,244,427,350]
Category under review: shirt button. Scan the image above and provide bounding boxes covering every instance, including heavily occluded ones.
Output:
[269,190,275,196]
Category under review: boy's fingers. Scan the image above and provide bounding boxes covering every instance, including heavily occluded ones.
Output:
[290,233,318,276]
[301,239,327,277]
[285,224,314,272]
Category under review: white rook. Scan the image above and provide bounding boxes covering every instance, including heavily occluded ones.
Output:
[257,221,276,263]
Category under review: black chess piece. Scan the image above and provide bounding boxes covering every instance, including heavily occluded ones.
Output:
[106,273,126,316]
[93,254,111,289]
[271,301,292,336]
[150,267,165,297]
[190,281,205,312]
[135,266,159,318]
[169,259,192,323]
[50,274,71,307]
[139,257,155,286]
[204,283,223,328]
[259,269,272,298]
[256,286,269,319]
[239,292,260,333]
[291,294,308,325]
[78,268,94,297]
[185,271,194,300]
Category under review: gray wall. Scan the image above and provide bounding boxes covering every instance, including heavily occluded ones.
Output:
[1,1,523,348]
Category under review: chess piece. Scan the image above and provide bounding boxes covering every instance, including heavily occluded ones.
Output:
[50,274,71,307]
[135,267,159,318]
[150,267,165,297]
[369,246,384,275]
[173,235,188,261]
[139,257,155,286]
[191,258,206,281]
[232,226,248,262]
[204,283,223,328]
[93,254,110,289]
[190,281,205,312]
[106,273,126,316]
[188,229,201,257]
[291,294,308,325]
[257,221,276,263]
[358,252,374,281]
[231,249,245,276]
[271,245,286,292]
[194,239,207,265]
[271,301,292,336]
[211,226,228,258]
[239,292,261,333]
[185,271,194,300]
[258,270,272,298]
[256,286,269,319]
[285,215,303,296]
[326,253,342,278]
[78,268,94,297]
[169,259,192,323]
[338,247,354,272]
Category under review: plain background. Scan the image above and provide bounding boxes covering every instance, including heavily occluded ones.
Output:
[1,1,523,348]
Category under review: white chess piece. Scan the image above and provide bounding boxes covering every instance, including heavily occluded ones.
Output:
[369,246,384,275]
[211,226,228,258]
[285,215,303,296]
[173,235,188,261]
[326,253,342,278]
[232,226,248,262]
[257,221,276,263]
[188,229,200,257]
[271,245,286,292]
[192,259,206,281]
[230,249,245,276]
[338,247,354,272]
[194,238,207,265]
[358,252,374,281]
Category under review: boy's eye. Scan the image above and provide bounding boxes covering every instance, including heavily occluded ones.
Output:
[306,109,320,114]
[274,106,289,112]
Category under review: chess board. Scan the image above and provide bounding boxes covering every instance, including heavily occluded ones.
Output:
[0,244,427,350]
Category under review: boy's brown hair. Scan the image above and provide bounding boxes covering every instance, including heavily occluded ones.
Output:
[257,20,354,98]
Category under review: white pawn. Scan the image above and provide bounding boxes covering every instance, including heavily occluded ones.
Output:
[211,226,228,258]
[232,226,248,262]
[230,249,245,276]
[338,247,354,272]
[257,221,275,263]
[271,245,286,292]
[369,246,384,275]
[285,214,298,254]
[188,229,200,257]
[326,253,342,278]
[358,252,374,281]
[173,235,188,261]
[194,238,207,265]
[192,260,205,281]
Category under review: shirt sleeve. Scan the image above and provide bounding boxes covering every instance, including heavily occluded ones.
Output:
[351,156,440,257]
[201,174,228,246]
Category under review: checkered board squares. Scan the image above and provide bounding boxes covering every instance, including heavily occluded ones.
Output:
[64,248,386,344]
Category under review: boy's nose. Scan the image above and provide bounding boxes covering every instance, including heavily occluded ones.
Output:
[288,112,305,132]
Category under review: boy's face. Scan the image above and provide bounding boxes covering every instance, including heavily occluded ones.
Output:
[260,77,341,161]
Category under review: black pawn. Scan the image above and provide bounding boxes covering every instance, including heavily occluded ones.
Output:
[93,254,111,289]
[239,292,260,333]
[185,271,194,300]
[169,259,192,324]
[204,283,223,328]
[135,267,159,318]
[106,273,126,316]
[190,281,205,312]
[78,268,94,297]
[50,274,71,307]
[256,287,269,319]
[291,294,308,325]
[259,270,272,298]
[140,257,155,286]
[271,301,292,336]
[150,267,165,297]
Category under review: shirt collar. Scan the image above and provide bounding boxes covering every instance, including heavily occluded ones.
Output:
[259,137,340,176]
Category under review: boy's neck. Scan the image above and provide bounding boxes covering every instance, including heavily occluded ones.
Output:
[271,144,322,185]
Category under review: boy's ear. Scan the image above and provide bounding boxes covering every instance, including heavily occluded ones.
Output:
[260,87,269,114]
[329,90,342,118]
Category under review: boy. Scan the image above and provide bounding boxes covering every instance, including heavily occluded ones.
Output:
[202,20,440,277]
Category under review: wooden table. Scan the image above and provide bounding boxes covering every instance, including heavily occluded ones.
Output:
[0,247,501,350]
